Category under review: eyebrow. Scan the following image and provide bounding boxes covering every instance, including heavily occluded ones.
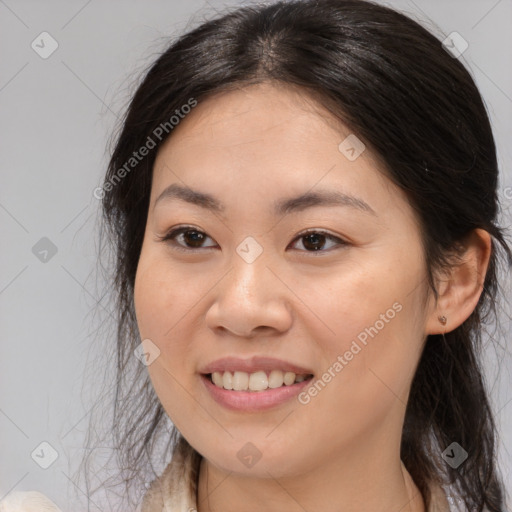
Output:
[154,183,376,217]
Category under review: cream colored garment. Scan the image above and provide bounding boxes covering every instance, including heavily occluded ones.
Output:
[0,491,62,512]
[141,439,452,512]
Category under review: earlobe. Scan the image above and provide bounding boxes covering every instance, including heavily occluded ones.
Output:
[425,229,492,335]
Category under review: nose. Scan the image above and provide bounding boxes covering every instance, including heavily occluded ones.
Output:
[204,249,293,338]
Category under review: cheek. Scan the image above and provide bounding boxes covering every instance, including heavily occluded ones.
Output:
[134,247,197,345]
[303,260,427,436]
[133,249,200,412]
[306,254,420,350]
[134,250,206,427]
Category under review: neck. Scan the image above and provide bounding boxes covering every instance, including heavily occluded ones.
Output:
[196,451,425,512]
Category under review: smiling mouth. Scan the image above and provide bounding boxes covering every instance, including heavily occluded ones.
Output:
[205,370,314,392]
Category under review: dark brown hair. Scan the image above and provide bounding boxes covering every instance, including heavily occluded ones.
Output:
[77,1,512,510]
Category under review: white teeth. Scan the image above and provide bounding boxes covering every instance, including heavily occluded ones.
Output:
[283,371,296,386]
[233,371,249,391]
[209,370,311,391]
[212,371,224,387]
[268,370,284,389]
[249,370,269,391]
[222,371,233,390]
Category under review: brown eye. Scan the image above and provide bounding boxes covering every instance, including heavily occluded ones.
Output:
[160,227,217,251]
[290,230,348,253]
[302,232,328,251]
[180,229,207,248]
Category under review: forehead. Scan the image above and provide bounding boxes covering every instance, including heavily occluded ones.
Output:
[160,82,348,150]
[150,82,408,221]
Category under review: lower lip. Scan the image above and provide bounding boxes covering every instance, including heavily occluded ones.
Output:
[200,374,313,412]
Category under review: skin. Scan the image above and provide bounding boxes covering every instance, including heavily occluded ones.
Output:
[133,81,491,512]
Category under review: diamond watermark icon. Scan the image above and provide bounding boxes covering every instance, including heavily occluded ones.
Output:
[236,236,263,264]
[442,32,468,59]
[31,441,59,469]
[237,442,262,468]
[32,237,58,263]
[31,32,59,59]
[338,134,366,161]
[134,338,161,366]
[442,442,468,468]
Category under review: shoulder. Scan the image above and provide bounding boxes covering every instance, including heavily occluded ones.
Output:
[0,491,62,512]
[141,438,201,512]
[427,480,452,512]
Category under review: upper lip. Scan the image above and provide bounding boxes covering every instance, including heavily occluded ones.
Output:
[199,356,314,376]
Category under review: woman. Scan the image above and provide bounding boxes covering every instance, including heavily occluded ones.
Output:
[104,0,511,510]
[2,0,509,511]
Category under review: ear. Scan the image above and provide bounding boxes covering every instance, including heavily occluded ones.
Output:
[425,228,492,335]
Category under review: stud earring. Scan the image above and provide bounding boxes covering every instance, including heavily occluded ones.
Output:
[438,315,447,325]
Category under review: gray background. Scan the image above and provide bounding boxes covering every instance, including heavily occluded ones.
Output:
[1,0,511,510]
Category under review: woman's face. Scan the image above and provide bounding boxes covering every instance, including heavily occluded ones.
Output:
[134,82,433,478]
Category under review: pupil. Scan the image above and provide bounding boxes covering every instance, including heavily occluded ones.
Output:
[304,233,324,251]
[185,230,204,247]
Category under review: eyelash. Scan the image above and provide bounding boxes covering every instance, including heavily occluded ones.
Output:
[157,225,348,255]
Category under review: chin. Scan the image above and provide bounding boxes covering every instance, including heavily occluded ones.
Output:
[204,440,307,478]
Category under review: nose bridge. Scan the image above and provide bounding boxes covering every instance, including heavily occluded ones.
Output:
[228,236,270,303]
[205,235,293,336]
